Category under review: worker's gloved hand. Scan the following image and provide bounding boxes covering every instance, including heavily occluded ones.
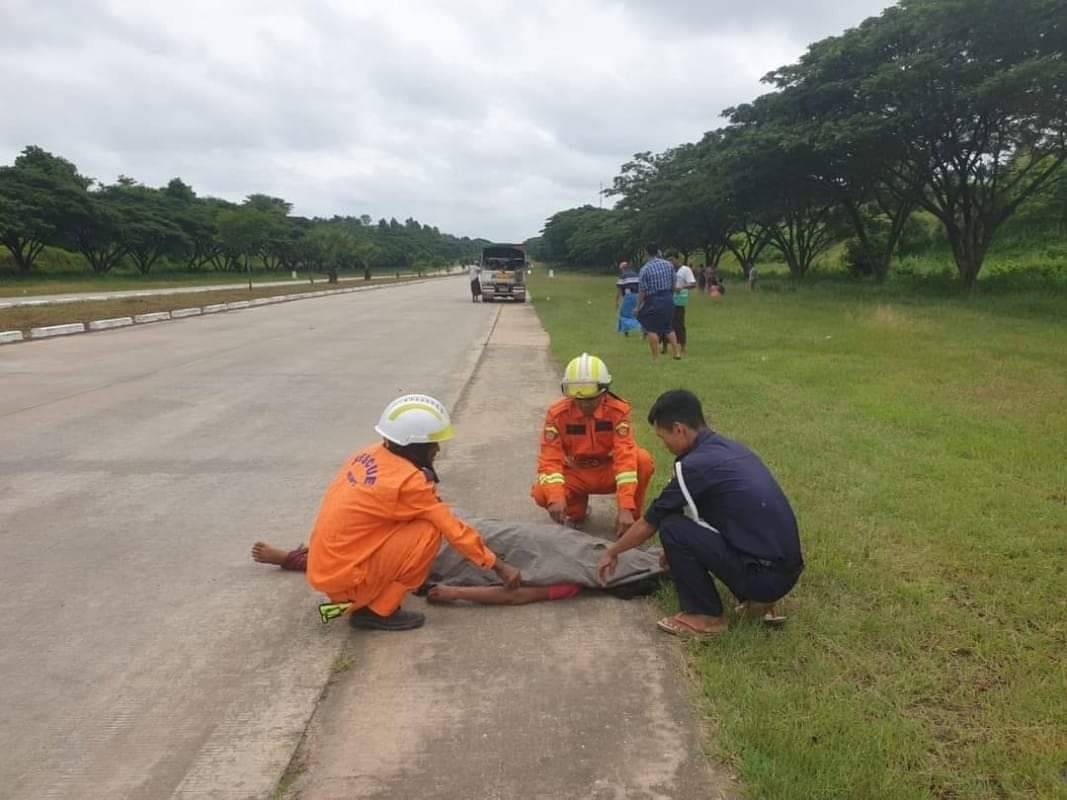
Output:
[493,559,522,590]
[614,509,636,538]
[547,501,567,525]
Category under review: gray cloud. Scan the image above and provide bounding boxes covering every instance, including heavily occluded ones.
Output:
[0,0,894,241]
[619,0,892,39]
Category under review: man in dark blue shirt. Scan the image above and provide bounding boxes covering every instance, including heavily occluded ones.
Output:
[598,390,803,637]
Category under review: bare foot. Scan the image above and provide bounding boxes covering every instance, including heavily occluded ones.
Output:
[251,542,289,566]
[426,586,459,604]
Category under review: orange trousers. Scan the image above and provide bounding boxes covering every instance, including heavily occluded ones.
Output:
[531,448,655,521]
[323,519,440,616]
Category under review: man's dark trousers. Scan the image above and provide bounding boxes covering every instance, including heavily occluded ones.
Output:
[672,305,687,346]
[659,514,801,616]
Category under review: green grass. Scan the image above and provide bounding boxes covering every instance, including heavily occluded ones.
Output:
[331,652,353,674]
[0,268,445,298]
[530,272,1067,800]
[0,274,438,335]
[271,757,307,800]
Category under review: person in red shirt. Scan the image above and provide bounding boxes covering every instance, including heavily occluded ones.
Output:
[305,394,521,631]
[531,353,655,536]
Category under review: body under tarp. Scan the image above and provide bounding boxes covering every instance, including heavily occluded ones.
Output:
[430,515,666,590]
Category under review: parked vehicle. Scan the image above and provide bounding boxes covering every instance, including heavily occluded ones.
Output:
[480,244,527,302]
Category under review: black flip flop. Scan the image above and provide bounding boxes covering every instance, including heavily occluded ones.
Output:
[349,607,426,631]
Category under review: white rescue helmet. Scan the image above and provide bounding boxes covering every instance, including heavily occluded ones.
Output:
[561,353,612,399]
[375,394,455,446]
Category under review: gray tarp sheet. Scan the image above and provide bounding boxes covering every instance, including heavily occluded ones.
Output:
[430,515,665,588]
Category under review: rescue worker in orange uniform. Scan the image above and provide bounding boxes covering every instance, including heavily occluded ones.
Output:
[307,394,522,631]
[531,353,655,536]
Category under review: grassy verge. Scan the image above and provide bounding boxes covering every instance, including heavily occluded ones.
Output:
[530,272,1067,800]
[0,276,426,335]
[0,267,453,298]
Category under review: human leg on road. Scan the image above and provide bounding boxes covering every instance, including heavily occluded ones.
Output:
[427,583,580,605]
[252,542,307,570]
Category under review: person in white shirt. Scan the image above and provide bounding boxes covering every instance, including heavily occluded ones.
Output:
[666,252,697,356]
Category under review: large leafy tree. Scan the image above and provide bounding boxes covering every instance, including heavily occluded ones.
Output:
[1,146,486,277]
[0,147,91,273]
[216,205,264,273]
[753,54,918,281]
[540,206,632,268]
[610,144,728,265]
[71,187,129,274]
[715,123,845,278]
[566,208,632,267]
[838,0,1067,286]
[105,181,191,274]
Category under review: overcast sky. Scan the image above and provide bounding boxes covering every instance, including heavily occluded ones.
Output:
[2,0,894,241]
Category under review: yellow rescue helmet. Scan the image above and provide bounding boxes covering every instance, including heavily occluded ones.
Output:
[561,353,612,399]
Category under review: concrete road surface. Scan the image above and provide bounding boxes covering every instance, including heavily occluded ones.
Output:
[0,277,497,799]
[280,305,735,800]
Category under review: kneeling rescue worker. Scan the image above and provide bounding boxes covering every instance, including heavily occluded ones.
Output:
[306,394,522,631]
[531,353,655,536]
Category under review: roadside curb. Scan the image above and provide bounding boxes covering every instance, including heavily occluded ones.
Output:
[29,322,85,339]
[0,275,459,347]
[87,317,133,331]
[446,303,504,415]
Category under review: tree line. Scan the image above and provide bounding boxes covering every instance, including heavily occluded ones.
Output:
[531,0,1067,288]
[0,147,489,277]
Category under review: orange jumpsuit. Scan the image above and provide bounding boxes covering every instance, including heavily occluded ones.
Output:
[307,443,496,616]
[530,394,655,522]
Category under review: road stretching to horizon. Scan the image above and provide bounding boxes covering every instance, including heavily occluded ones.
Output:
[0,276,496,799]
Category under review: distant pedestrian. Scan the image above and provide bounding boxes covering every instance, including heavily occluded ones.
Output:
[666,252,696,356]
[616,261,642,335]
[468,262,482,302]
[705,265,725,297]
[636,243,680,360]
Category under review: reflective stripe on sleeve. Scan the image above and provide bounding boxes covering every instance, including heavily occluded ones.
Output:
[539,473,565,485]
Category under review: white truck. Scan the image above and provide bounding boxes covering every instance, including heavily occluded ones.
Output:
[479,244,527,302]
